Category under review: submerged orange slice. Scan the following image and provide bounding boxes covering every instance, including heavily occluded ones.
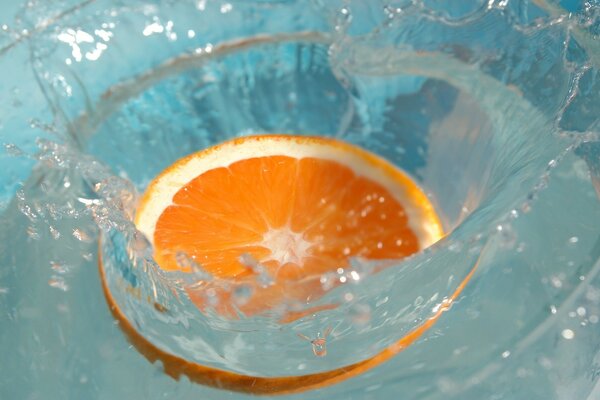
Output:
[135,135,443,317]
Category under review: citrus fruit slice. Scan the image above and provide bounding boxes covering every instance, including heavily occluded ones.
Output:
[135,135,443,317]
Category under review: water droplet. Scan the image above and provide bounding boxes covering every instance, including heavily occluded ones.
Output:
[220,3,232,13]
[349,303,371,326]
[320,272,336,291]
[132,230,152,257]
[550,276,563,288]
[496,224,517,249]
[502,350,511,358]
[50,261,69,274]
[383,5,401,19]
[538,357,553,369]
[375,296,389,307]
[205,287,219,306]
[18,202,38,221]
[49,225,61,240]
[414,296,424,307]
[173,252,212,282]
[232,285,253,306]
[26,226,40,240]
[48,278,68,291]
[448,241,462,252]
[240,253,273,287]
[468,243,482,255]
[568,236,579,245]
[4,143,24,157]
[577,307,586,317]
[589,315,599,324]
[72,228,92,242]
[561,329,575,340]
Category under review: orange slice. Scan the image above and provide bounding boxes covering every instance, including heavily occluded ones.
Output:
[135,135,443,317]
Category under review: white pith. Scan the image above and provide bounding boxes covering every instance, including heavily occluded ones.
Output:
[259,226,313,266]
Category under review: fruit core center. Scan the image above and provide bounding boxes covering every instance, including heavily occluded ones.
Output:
[260,227,313,266]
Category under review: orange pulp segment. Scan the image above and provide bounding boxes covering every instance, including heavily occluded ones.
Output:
[135,135,443,317]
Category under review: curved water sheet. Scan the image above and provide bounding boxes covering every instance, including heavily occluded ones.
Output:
[0,1,599,399]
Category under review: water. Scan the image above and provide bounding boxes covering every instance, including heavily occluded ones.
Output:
[1,1,599,399]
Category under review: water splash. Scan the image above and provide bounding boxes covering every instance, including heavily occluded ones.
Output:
[1,0,599,398]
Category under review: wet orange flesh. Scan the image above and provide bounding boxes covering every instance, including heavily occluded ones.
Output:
[98,136,470,394]
[155,155,420,276]
[152,152,430,316]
